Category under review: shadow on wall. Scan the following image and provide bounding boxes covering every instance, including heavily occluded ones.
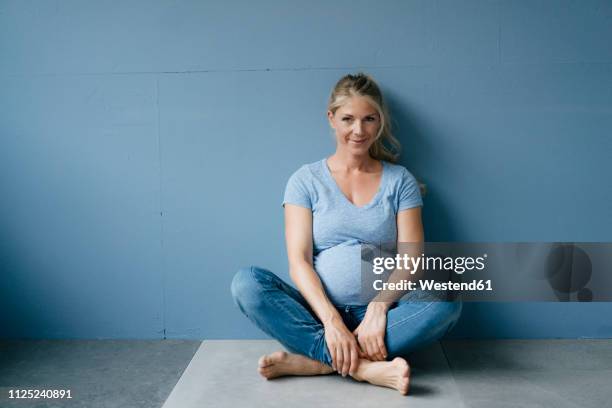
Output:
[0,247,46,339]
[385,94,468,337]
[385,93,459,242]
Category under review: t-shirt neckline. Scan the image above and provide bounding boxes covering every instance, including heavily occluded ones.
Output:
[322,158,387,210]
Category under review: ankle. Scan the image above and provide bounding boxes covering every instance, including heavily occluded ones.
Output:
[350,358,374,382]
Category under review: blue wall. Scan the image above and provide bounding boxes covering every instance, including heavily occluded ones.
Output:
[1,0,611,339]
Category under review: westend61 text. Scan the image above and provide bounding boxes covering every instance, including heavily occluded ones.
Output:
[373,279,493,292]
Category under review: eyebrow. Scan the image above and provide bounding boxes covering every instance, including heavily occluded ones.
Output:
[341,113,379,117]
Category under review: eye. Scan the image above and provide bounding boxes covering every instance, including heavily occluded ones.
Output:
[341,117,352,122]
[365,116,377,122]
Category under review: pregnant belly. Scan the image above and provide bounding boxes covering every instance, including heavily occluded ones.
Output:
[314,241,365,305]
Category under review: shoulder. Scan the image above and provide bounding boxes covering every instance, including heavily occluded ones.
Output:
[383,161,417,184]
[383,161,423,209]
[291,160,319,177]
[283,159,326,209]
[286,159,324,184]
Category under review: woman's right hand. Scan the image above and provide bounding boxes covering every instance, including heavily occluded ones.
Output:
[323,315,361,377]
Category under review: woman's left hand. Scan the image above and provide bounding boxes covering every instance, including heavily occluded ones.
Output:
[352,303,389,361]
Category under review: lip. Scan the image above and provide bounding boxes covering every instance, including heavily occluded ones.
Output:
[350,139,367,144]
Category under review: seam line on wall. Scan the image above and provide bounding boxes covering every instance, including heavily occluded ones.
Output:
[155,76,167,340]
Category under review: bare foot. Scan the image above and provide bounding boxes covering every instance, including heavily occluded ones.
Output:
[352,357,410,395]
[257,351,334,379]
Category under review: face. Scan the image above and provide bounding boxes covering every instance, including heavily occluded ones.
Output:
[328,96,381,155]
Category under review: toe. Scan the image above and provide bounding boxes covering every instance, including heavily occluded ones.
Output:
[258,355,269,368]
[391,357,410,395]
[258,366,271,379]
[272,350,287,361]
[400,377,410,395]
[394,357,410,374]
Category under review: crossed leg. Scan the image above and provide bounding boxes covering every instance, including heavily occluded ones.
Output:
[231,266,459,394]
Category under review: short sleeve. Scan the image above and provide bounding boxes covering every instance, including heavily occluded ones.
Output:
[398,168,423,211]
[282,167,312,209]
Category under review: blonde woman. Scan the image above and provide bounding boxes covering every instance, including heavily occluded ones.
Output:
[231,73,461,394]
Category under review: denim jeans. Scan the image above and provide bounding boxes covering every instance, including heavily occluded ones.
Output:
[231,266,462,367]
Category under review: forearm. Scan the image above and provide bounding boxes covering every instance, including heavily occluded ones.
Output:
[289,261,341,325]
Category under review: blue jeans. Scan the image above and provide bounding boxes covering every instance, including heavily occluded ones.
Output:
[231,266,462,366]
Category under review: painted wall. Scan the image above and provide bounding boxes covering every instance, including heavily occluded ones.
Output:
[1,0,611,339]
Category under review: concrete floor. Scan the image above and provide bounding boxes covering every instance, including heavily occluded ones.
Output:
[0,340,200,408]
[1,339,611,408]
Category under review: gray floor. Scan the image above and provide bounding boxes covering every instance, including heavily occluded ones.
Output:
[0,340,200,408]
[1,339,611,407]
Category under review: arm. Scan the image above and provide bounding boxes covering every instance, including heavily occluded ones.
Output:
[284,204,361,376]
[284,204,340,325]
[353,206,424,361]
[371,206,425,309]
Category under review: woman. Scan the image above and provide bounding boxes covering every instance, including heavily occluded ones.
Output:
[231,73,461,395]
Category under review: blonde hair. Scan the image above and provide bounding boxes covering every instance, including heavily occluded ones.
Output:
[327,73,401,163]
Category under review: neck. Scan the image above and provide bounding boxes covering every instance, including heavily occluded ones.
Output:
[328,150,378,173]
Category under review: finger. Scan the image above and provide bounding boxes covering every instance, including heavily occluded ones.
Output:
[370,339,383,361]
[349,347,359,377]
[373,344,383,361]
[375,346,385,361]
[357,341,367,358]
[342,345,351,376]
[330,346,336,371]
[366,340,377,361]
[353,347,361,376]
[377,337,388,360]
[335,346,344,374]
[362,340,371,360]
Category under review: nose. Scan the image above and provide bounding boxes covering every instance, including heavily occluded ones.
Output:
[353,120,363,135]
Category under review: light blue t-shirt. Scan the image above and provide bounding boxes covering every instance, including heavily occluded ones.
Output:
[282,158,423,305]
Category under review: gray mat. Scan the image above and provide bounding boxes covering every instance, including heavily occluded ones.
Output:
[442,339,612,408]
[162,340,464,408]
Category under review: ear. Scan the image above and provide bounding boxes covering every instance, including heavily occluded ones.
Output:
[327,110,335,129]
